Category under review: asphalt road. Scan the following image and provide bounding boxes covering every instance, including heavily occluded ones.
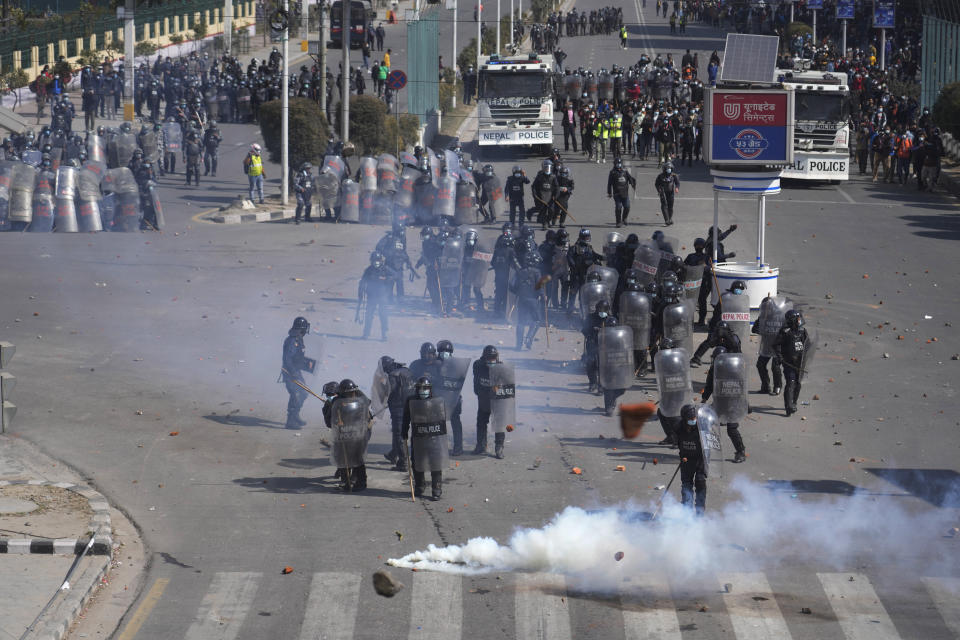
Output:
[2,1,959,639]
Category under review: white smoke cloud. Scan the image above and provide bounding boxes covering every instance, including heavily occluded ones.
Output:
[388,476,960,591]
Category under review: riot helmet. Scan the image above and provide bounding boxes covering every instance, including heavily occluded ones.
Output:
[370,251,385,268]
[437,339,454,359]
[483,163,494,177]
[712,345,728,360]
[730,280,747,295]
[693,237,706,250]
[785,309,803,330]
[614,158,623,169]
[578,228,591,242]
[680,404,698,426]
[322,381,340,398]
[420,342,438,360]
[292,316,310,334]
[338,379,359,397]
[645,281,660,297]
[541,159,552,175]
[595,300,611,318]
[660,337,677,350]
[482,345,499,362]
[586,271,602,283]
[512,165,522,177]
[415,376,433,399]
[556,228,569,244]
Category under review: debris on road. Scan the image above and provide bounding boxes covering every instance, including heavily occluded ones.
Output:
[571,467,582,475]
[614,551,624,561]
[282,566,294,574]
[373,569,404,597]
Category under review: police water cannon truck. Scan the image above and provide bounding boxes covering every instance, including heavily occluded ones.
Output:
[476,53,556,152]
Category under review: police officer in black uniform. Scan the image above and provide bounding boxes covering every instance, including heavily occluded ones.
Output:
[532,159,558,228]
[513,251,545,350]
[491,225,520,318]
[567,228,603,312]
[654,162,680,225]
[202,121,222,176]
[358,251,397,340]
[281,317,316,429]
[471,345,500,454]
[380,356,413,471]
[690,320,742,366]
[410,342,444,382]
[774,309,809,417]
[606,158,637,228]
[504,165,529,226]
[582,299,617,395]
[699,346,747,463]
[698,225,738,326]
[294,161,315,224]
[677,404,707,515]
[436,340,465,456]
[554,166,575,228]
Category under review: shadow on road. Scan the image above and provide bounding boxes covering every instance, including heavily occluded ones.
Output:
[866,468,960,507]
[900,213,960,241]
[203,414,287,429]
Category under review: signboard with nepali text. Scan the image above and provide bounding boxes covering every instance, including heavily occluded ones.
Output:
[704,88,794,166]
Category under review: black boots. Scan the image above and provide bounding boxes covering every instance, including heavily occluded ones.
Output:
[494,432,505,459]
[431,471,443,501]
[413,471,425,498]
[451,422,463,457]
[472,424,488,455]
[338,466,367,491]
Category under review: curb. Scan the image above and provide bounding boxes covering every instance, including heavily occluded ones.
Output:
[0,480,113,556]
[28,549,111,640]
[207,207,295,224]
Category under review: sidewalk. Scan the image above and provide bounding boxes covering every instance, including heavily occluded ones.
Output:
[0,435,136,640]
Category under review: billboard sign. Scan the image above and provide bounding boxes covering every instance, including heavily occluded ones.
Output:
[836,0,854,19]
[705,89,794,166]
[806,0,823,9]
[874,1,894,28]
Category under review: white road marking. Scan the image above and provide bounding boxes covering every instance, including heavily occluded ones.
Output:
[299,572,361,640]
[409,572,463,640]
[515,573,573,640]
[818,573,902,640]
[718,572,792,640]
[621,573,682,640]
[184,572,260,640]
[835,186,856,204]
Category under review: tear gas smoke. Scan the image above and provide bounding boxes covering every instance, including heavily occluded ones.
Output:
[388,476,959,591]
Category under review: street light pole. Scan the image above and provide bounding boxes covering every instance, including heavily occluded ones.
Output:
[341,0,350,144]
[224,0,233,54]
[496,0,500,53]
[123,0,134,122]
[452,0,457,108]
[476,1,481,72]
[320,1,327,112]
[282,0,290,205]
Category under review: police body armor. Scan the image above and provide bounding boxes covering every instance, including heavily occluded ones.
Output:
[28,170,56,232]
[579,281,613,322]
[662,300,695,356]
[488,362,516,434]
[586,264,618,289]
[697,404,722,477]
[433,173,457,221]
[330,396,371,468]
[712,352,748,423]
[654,346,691,417]
[599,326,634,390]
[719,292,751,348]
[409,396,448,472]
[682,263,704,300]
[9,162,38,225]
[632,244,660,286]
[618,290,651,351]
[463,234,493,289]
[53,166,79,233]
[436,356,470,421]
[757,295,792,358]
[438,235,464,288]
[339,178,360,222]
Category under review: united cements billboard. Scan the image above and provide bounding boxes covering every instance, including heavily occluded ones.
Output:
[704,88,794,166]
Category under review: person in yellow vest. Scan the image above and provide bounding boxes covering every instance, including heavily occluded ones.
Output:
[609,112,623,161]
[383,49,392,70]
[595,116,609,164]
[243,143,266,204]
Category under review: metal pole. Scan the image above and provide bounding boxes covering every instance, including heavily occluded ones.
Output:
[496,0,500,53]
[476,1,481,73]
[301,0,309,47]
[452,0,457,108]
[396,88,401,157]
[342,0,350,143]
[760,194,766,267]
[712,191,719,263]
[510,0,514,48]
[879,28,886,71]
[282,0,290,205]
[756,194,762,269]
[789,0,794,24]
[123,0,135,122]
[224,0,233,54]
[320,2,327,112]
[812,9,816,45]
[841,19,847,58]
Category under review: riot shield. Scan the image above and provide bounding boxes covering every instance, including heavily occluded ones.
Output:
[662,301,695,356]
[330,397,371,468]
[53,166,79,232]
[697,404,722,477]
[463,236,493,289]
[432,173,456,221]
[443,149,461,179]
[599,326,634,390]
[86,134,107,165]
[9,163,38,225]
[579,281,613,322]
[436,356,470,419]
[599,72,614,101]
[99,192,117,230]
[719,292,751,348]
[162,123,182,154]
[394,166,419,210]
[438,235,464,288]
[552,243,570,280]
[682,263,704,301]
[103,168,141,232]
[376,154,399,194]
[564,74,582,102]
[712,352,748,423]
[339,179,360,222]
[602,231,622,264]
[409,397,448,472]
[489,362,516,434]
[0,160,13,230]
[315,172,341,210]
[369,361,390,418]
[654,347,691,417]
[400,151,418,167]
[116,132,137,168]
[140,130,159,163]
[757,296,793,357]
[585,76,599,103]
[454,177,478,226]
[28,170,56,232]
[21,150,42,167]
[799,330,817,381]
[415,179,436,220]
[75,168,103,233]
[359,156,378,192]
[586,265,618,288]
[145,182,165,230]
[359,190,376,223]
[618,290,651,351]
[632,244,660,286]
[481,175,504,220]
[321,154,347,180]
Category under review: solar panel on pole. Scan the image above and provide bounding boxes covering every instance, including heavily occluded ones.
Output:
[719,34,779,85]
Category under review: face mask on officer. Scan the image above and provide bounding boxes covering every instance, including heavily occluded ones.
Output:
[598,311,608,319]
[439,351,450,360]
[686,418,697,427]
[666,167,672,174]
[418,388,431,400]
[733,287,743,295]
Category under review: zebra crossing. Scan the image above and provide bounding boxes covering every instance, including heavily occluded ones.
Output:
[134,570,960,640]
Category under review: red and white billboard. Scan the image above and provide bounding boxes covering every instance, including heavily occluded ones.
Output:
[705,89,794,166]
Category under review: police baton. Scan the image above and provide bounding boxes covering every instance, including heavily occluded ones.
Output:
[553,199,577,223]
[536,275,552,347]
[280,369,324,401]
[402,440,415,502]
[651,461,682,521]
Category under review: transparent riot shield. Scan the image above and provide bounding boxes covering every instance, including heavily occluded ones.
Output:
[454,176,478,226]
[376,154,399,194]
[682,263,704,301]
[53,166,79,233]
[433,173,456,221]
[599,326,634,391]
[489,362,516,434]
[330,397,371,468]
[719,292,751,348]
[28,170,56,232]
[632,244,660,286]
[409,397,448,472]
[618,290,651,351]
[712,352,748,423]
[654,347,691,417]
[587,264,619,289]
[359,156,378,192]
[340,178,360,222]
[579,281,613,322]
[757,296,792,358]
[697,404,722,477]
[481,174,504,220]
[438,235,464,289]
[435,356,470,420]
[463,236,493,289]
[662,300,695,356]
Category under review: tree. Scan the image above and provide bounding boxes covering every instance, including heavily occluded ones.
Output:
[258,97,331,170]
[192,16,208,42]
[933,82,960,140]
[337,95,388,156]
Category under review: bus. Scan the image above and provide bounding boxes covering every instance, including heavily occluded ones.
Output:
[776,69,851,181]
[331,0,372,48]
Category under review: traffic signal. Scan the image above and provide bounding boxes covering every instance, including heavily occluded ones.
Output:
[0,342,15,433]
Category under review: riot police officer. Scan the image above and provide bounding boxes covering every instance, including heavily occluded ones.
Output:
[532,159,558,228]
[554,166,575,228]
[654,162,680,225]
[690,320,742,366]
[504,165,529,226]
[774,309,810,416]
[326,379,372,492]
[402,377,448,500]
[410,341,443,382]
[567,228,603,312]
[415,227,444,315]
[582,299,617,396]
[677,404,707,514]
[471,346,499,455]
[281,317,317,429]
[513,251,545,350]
[358,251,397,340]
[294,162,315,224]
[700,346,747,463]
[491,225,520,318]
[435,340,468,456]
[202,121,222,176]
[380,356,413,471]
[606,158,636,228]
[183,129,202,186]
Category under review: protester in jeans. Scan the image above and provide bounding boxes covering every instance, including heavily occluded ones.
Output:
[244,143,266,204]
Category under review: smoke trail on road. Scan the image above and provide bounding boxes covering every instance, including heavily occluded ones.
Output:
[388,476,959,589]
